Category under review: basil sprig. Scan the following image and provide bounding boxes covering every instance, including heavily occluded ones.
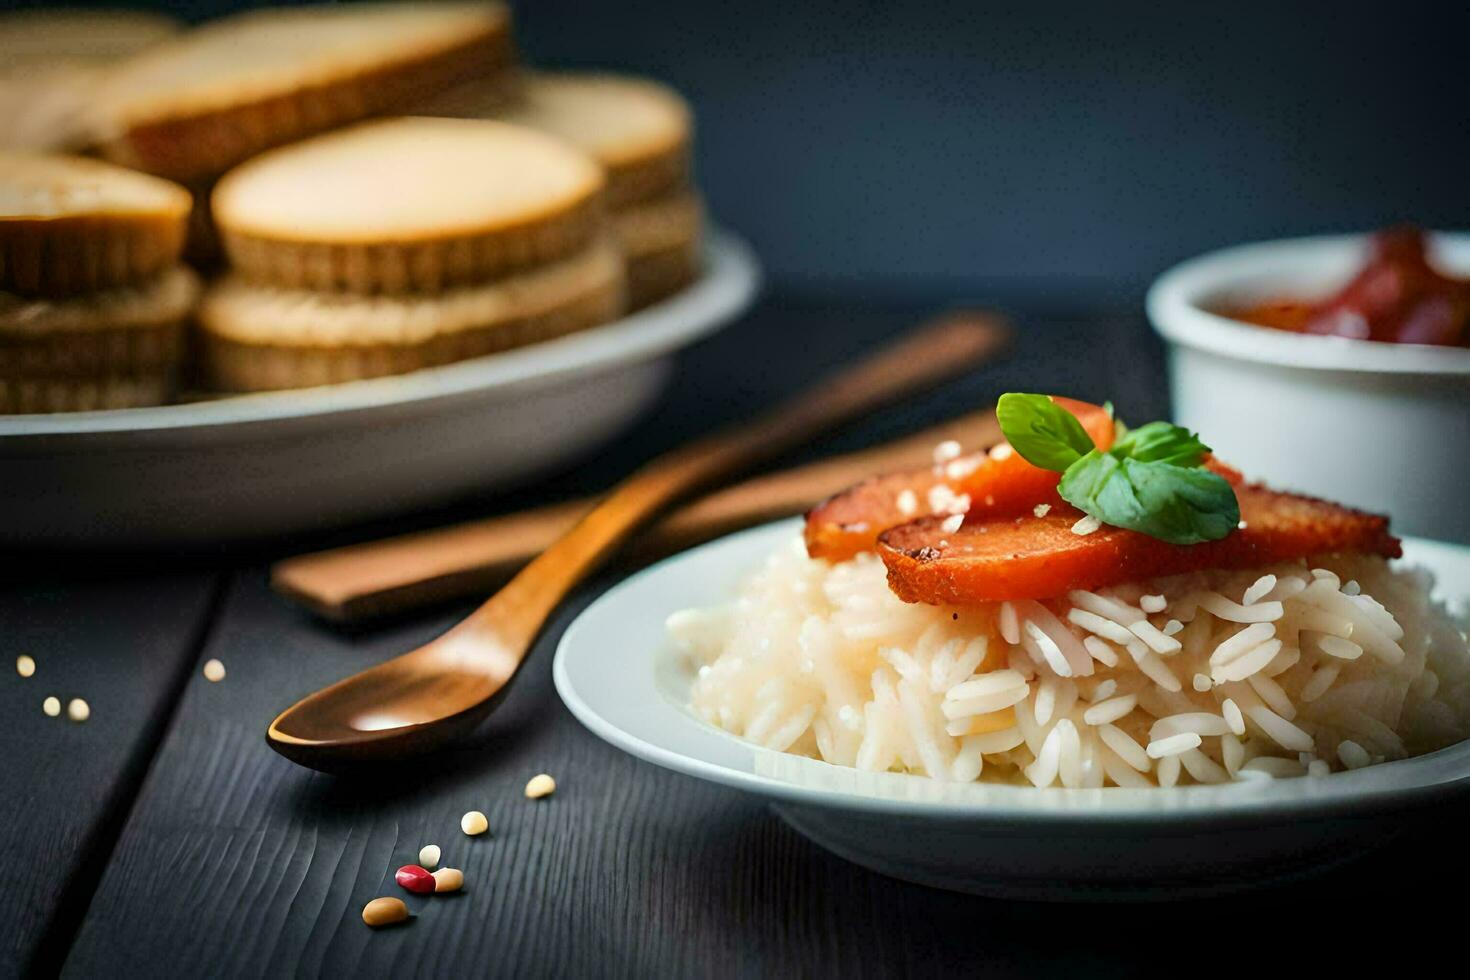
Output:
[996,393,1239,545]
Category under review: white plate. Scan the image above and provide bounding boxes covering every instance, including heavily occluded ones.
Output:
[0,230,759,547]
[555,518,1470,900]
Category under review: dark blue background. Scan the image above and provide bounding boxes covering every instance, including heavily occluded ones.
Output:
[16,0,1470,303]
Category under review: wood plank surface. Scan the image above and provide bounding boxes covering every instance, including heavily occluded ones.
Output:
[0,573,220,976]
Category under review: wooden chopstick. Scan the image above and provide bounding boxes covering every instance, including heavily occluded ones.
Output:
[272,409,1003,622]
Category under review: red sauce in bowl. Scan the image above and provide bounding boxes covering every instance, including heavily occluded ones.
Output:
[1226,227,1470,347]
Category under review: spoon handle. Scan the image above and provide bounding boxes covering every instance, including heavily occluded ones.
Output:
[461,311,1011,652]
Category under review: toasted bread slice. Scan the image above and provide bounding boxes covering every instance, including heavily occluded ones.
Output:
[94,2,514,183]
[0,152,191,295]
[198,239,624,390]
[213,117,604,294]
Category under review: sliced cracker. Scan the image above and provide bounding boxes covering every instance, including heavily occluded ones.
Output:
[0,374,174,414]
[213,117,605,294]
[0,9,182,152]
[0,152,192,295]
[611,191,703,308]
[0,266,198,377]
[426,71,691,209]
[198,239,625,391]
[94,2,515,184]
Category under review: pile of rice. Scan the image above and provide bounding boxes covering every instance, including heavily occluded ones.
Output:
[669,535,1470,787]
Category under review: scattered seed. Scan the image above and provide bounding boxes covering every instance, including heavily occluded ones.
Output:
[67,698,90,722]
[524,773,556,799]
[43,696,61,717]
[395,865,435,894]
[460,810,488,836]
[16,655,35,678]
[418,844,441,870]
[203,659,226,682]
[431,867,463,893]
[362,896,409,927]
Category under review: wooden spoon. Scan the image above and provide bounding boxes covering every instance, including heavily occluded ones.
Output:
[267,312,1011,770]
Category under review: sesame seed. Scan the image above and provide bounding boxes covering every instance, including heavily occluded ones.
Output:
[895,489,917,515]
[932,440,962,464]
[940,514,964,533]
[1032,504,1051,518]
[43,696,61,717]
[203,659,226,682]
[1071,515,1101,535]
[67,698,90,723]
[524,773,556,799]
[989,443,1014,461]
[16,655,35,678]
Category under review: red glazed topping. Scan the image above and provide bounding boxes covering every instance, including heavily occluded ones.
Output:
[395,865,436,894]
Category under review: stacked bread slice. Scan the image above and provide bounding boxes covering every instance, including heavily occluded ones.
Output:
[89,2,516,265]
[424,71,702,309]
[198,117,625,391]
[0,153,198,412]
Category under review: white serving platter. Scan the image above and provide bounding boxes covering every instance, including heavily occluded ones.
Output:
[555,517,1470,900]
[0,230,759,547]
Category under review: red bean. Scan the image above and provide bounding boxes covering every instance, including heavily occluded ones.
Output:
[395,864,435,894]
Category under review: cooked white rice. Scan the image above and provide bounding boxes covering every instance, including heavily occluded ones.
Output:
[669,535,1470,787]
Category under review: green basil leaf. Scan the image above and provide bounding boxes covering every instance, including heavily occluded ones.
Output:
[995,393,1097,473]
[1059,452,1239,545]
[1110,421,1211,467]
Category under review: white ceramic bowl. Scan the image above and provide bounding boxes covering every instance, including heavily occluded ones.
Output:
[0,230,759,547]
[1146,232,1470,544]
[556,518,1470,900]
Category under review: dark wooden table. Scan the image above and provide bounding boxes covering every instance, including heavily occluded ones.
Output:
[7,296,1467,979]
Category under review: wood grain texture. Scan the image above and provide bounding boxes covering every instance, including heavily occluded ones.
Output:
[0,573,219,976]
[49,302,1470,977]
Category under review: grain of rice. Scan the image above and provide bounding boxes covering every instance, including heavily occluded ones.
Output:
[1209,623,1277,666]
[1082,636,1120,667]
[946,669,1027,701]
[1068,590,1146,626]
[1196,592,1284,624]
[1221,732,1245,775]
[969,727,1026,754]
[1152,712,1230,739]
[1221,697,1245,735]
[1212,639,1282,684]
[940,514,964,534]
[1308,759,1331,777]
[998,601,1020,644]
[1247,672,1295,719]
[1098,723,1151,771]
[1265,576,1308,601]
[1192,673,1212,693]
[1026,724,1063,787]
[1024,621,1073,677]
[1056,720,1083,788]
[1130,619,1183,655]
[1156,754,1182,787]
[1034,678,1057,726]
[1245,703,1314,752]
[1312,568,1340,588]
[1136,650,1182,692]
[1099,745,1153,786]
[1146,732,1202,758]
[1083,694,1137,726]
[1343,580,1361,596]
[1090,678,1118,702]
[1068,608,1136,645]
[1318,635,1365,661]
[1264,644,1300,677]
[1141,594,1167,614]
[1337,739,1371,770]
[951,736,986,781]
[1162,619,1184,636]
[1301,663,1341,703]
[1243,574,1277,605]
[1181,748,1230,784]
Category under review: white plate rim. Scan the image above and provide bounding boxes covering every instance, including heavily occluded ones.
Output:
[0,229,760,437]
[555,517,1470,824]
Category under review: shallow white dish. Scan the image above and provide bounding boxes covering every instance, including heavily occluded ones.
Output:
[555,517,1470,900]
[1147,231,1470,544]
[0,230,759,547]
